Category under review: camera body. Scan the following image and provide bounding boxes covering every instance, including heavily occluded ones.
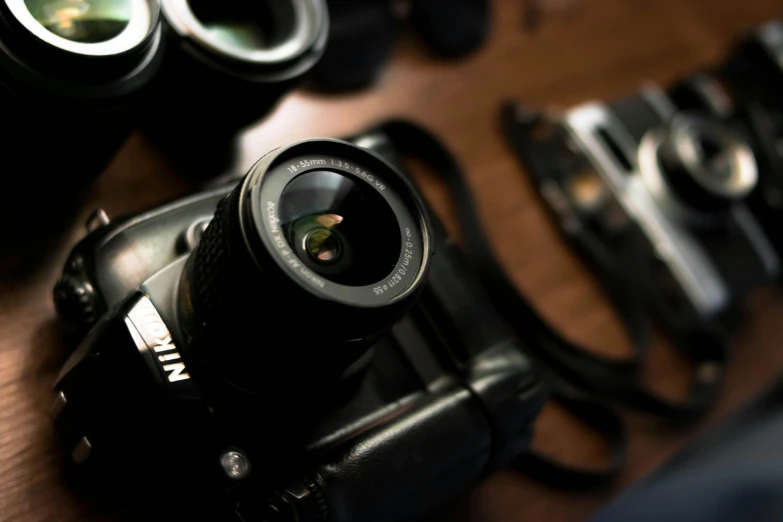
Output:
[52,132,547,521]
[510,85,779,332]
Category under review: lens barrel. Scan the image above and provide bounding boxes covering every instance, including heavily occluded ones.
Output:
[0,0,163,182]
[140,0,329,176]
[0,0,163,246]
[178,140,432,395]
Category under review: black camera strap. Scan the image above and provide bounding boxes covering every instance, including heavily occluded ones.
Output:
[512,382,627,490]
[372,118,727,488]
[372,119,625,487]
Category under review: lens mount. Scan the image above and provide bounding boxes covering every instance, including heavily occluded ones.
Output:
[161,0,327,78]
[3,0,157,56]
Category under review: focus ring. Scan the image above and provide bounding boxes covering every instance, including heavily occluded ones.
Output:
[191,190,250,327]
[186,188,280,393]
[185,184,371,394]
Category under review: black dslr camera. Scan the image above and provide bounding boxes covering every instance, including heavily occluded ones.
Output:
[52,132,547,521]
[504,84,780,334]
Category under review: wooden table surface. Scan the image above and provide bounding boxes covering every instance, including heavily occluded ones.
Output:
[3,0,783,520]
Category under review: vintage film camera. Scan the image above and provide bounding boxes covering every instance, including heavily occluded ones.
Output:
[504,84,780,335]
[51,130,547,521]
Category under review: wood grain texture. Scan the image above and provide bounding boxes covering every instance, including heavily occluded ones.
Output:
[2,0,783,520]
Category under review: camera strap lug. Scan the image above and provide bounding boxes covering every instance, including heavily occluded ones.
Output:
[85,209,111,232]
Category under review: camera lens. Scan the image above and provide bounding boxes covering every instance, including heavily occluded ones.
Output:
[178,140,432,395]
[0,0,163,233]
[164,0,326,65]
[280,169,401,285]
[143,0,328,176]
[24,0,132,43]
[642,115,757,214]
[4,0,157,56]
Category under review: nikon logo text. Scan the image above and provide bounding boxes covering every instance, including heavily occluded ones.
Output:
[152,335,190,382]
[126,295,191,383]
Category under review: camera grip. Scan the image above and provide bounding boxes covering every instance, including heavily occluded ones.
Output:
[424,222,547,465]
[270,388,493,522]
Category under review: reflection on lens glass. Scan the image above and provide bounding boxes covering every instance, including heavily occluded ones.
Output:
[305,228,342,263]
[24,0,131,42]
[201,20,266,51]
[279,170,401,286]
[188,0,295,52]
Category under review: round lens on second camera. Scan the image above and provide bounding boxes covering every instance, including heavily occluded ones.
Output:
[143,0,328,176]
[24,0,131,42]
[188,0,295,53]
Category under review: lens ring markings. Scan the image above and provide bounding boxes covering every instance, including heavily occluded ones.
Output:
[246,147,428,308]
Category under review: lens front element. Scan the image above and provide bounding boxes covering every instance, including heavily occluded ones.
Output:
[24,0,131,42]
[188,0,295,52]
[6,0,154,56]
[280,170,401,286]
[305,226,342,263]
[162,0,327,70]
